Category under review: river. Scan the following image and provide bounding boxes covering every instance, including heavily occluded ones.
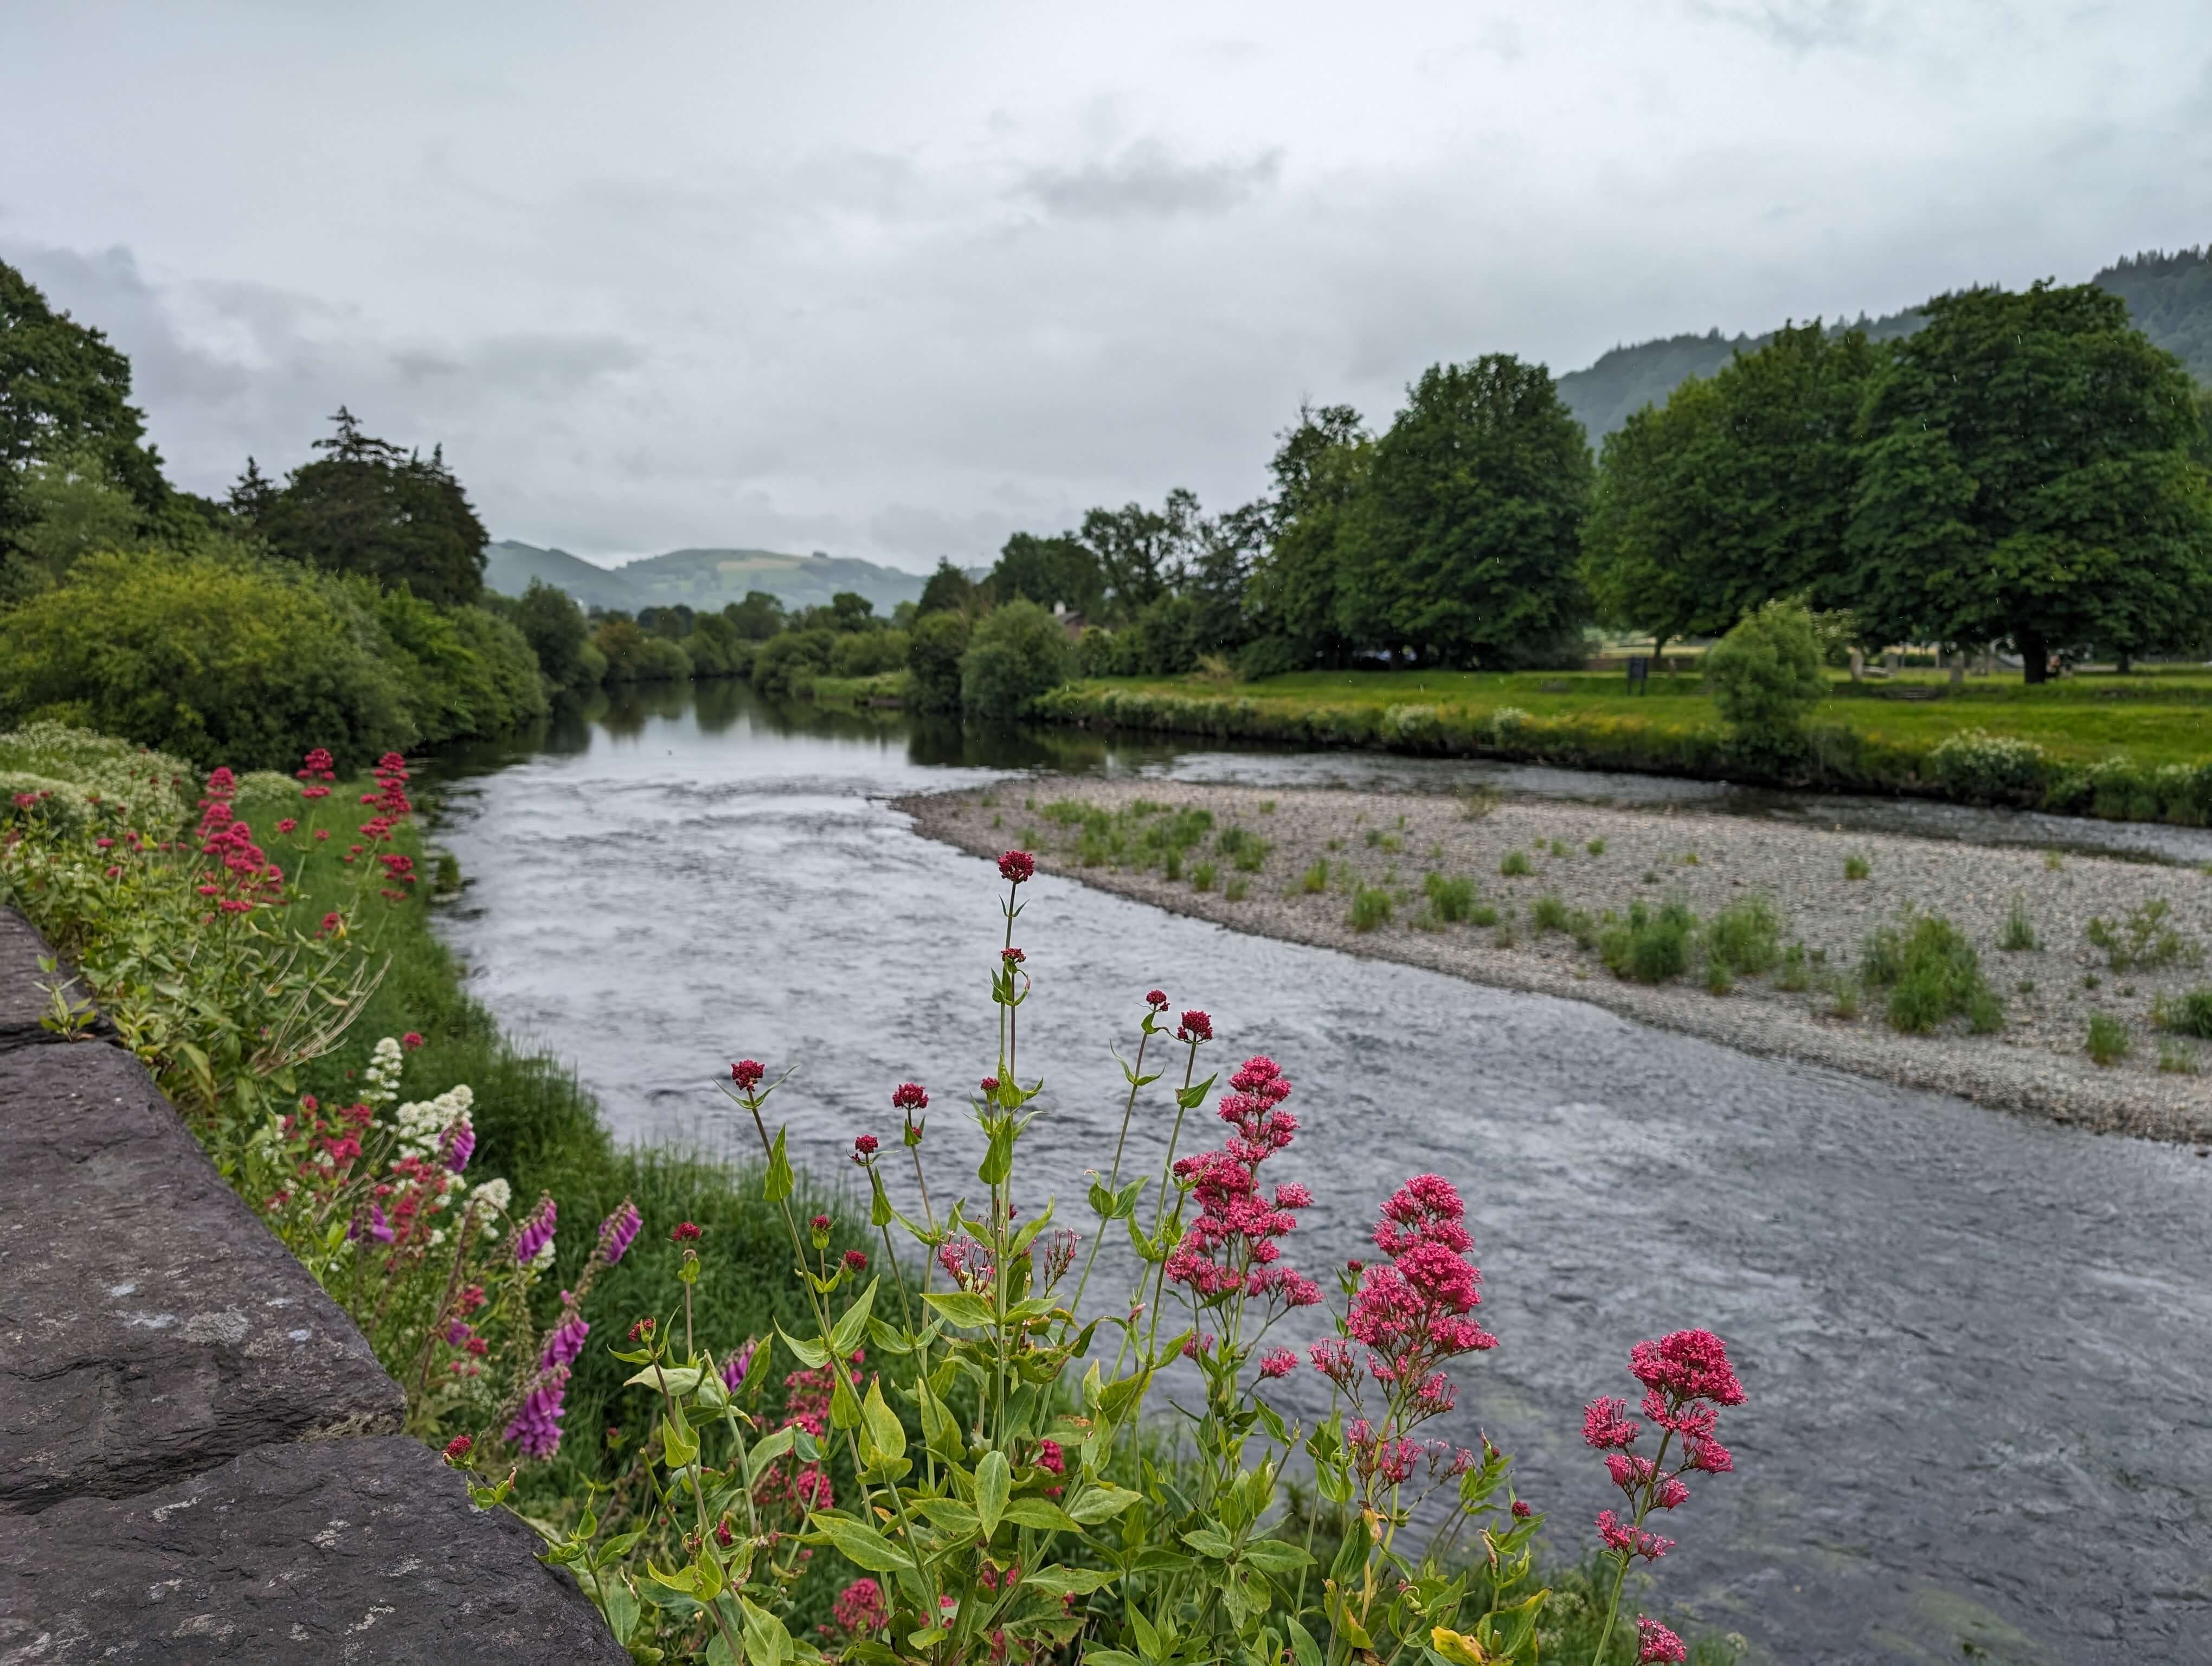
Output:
[424,682,2212,1663]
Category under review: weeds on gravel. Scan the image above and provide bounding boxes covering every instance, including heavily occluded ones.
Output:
[1843,854,1871,881]
[2152,988,2212,1038]
[1549,839,1571,857]
[1704,896,1782,981]
[1425,873,1478,923]
[2159,1038,2200,1074]
[1829,980,1862,1019]
[1351,885,1393,931]
[1192,862,1216,892]
[1532,894,1571,932]
[1861,915,2004,1035]
[1999,897,2039,953]
[1300,858,1330,894]
[2043,850,2064,871]
[1215,826,1270,873]
[2087,1013,2131,1066]
[2086,899,2201,972]
[1470,901,1501,928]
[1586,840,1606,856]
[1600,899,1697,984]
[1500,850,1534,878]
[1224,877,1248,902]
[1777,943,1811,992]
[1457,784,1501,819]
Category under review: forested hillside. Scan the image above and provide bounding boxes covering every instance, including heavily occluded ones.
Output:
[485,539,924,615]
[1557,245,2211,439]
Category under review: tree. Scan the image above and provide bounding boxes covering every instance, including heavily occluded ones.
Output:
[960,598,1072,717]
[990,533,1103,616]
[1338,356,1592,666]
[0,261,170,563]
[1245,403,1369,669]
[1581,323,1876,659]
[252,409,490,607]
[509,578,599,691]
[723,591,786,639]
[907,611,968,712]
[917,558,979,617]
[1844,283,2212,681]
[1079,490,1201,614]
[1702,599,1829,762]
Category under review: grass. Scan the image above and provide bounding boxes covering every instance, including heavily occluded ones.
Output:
[1999,896,2039,952]
[1500,849,1534,877]
[1777,941,1811,991]
[2087,1013,2131,1066]
[1301,858,1330,894]
[2086,898,2200,971]
[1191,862,1217,892]
[1350,886,1393,932]
[1531,893,1571,932]
[1216,826,1271,872]
[1586,839,1606,856]
[1843,853,1871,881]
[1861,914,2004,1034]
[1704,895,1782,979]
[2152,988,2212,1038]
[1599,899,1697,984]
[1424,872,1478,923]
[1224,876,1249,902]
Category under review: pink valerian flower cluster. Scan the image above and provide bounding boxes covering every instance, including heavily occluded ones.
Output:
[731,1059,766,1092]
[1341,1419,1478,1492]
[1163,1056,1321,1315]
[191,768,286,917]
[832,1577,889,1636]
[1584,1329,1745,1566]
[1341,1174,1496,1401]
[937,1236,995,1293]
[997,849,1035,884]
[1636,1617,1688,1664]
[755,1354,858,1511]
[296,747,338,785]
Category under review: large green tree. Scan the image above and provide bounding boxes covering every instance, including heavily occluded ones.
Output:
[989,533,1103,616]
[1245,403,1369,668]
[1078,490,1200,614]
[1338,356,1592,665]
[248,408,490,607]
[1582,322,1876,656]
[1844,283,2212,680]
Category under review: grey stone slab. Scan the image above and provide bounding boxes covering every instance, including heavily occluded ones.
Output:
[0,1435,627,1663]
[0,1043,402,1513]
[0,908,106,1051]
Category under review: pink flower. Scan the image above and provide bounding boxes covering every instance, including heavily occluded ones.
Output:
[1510,1499,1532,1520]
[997,850,1035,883]
[731,1059,765,1090]
[1631,1329,1745,1407]
[1145,989,1168,1009]
[1595,1509,1673,1562]
[672,1221,700,1242]
[442,1434,472,1464]
[853,1134,879,1157]
[843,1249,869,1273]
[597,1199,641,1264]
[401,1031,424,1050]
[890,1082,928,1111]
[1583,1396,1641,1451]
[1176,1009,1213,1042]
[1002,946,1025,964]
[275,818,298,834]
[1258,1348,1297,1379]
[1636,1618,1688,1664]
[833,1577,888,1635]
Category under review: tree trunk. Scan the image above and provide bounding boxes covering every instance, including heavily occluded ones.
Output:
[2019,627,2049,684]
[2117,651,2134,676]
[1848,648,1863,682]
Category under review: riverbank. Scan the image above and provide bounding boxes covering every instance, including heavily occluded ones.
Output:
[901,777,2212,1143]
[1033,670,2212,824]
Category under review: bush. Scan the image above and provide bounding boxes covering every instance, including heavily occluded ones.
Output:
[748,629,834,697]
[1926,728,2048,804]
[1500,849,1533,877]
[828,627,909,680]
[1702,599,1828,762]
[1599,899,1697,983]
[0,544,416,770]
[0,723,194,833]
[2152,988,2212,1038]
[376,589,549,741]
[1704,896,1782,979]
[960,599,1072,717]
[2086,1013,2131,1066]
[906,612,968,713]
[1999,896,2039,952]
[1861,914,2002,1034]
[1424,872,1477,922]
[504,578,601,691]
[1531,894,1570,932]
[1349,883,1392,931]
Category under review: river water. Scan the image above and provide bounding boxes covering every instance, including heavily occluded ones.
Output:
[426,683,2212,1664]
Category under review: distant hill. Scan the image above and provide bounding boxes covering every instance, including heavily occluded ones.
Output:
[1555,244,2212,442]
[484,541,926,616]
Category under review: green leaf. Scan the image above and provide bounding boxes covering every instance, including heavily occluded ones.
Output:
[829,1368,863,1431]
[1181,1526,1236,1560]
[1085,1652,1140,1666]
[660,1404,699,1470]
[1240,1539,1312,1575]
[914,1496,980,1537]
[777,1325,829,1368]
[744,1425,796,1482]
[1065,1482,1141,1524]
[831,1279,878,1355]
[1002,1497,1081,1533]
[601,1580,639,1645]
[861,1377,906,1465]
[1174,1072,1218,1111]
[868,1165,895,1229]
[1287,1617,1323,1666]
[974,1449,1011,1539]
[978,1119,1015,1186]
[645,1559,699,1597]
[624,1364,705,1396]
[916,1376,960,1455]
[811,1515,910,1574]
[922,1291,998,1330]
[1018,1565,1118,1597]
[740,1594,795,1666]
[764,1125,794,1203]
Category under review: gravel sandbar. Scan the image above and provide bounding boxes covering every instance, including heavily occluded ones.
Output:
[899,779,2212,1144]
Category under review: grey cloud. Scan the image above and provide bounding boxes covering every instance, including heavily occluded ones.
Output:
[1016,141,1284,221]
[1682,0,1900,53]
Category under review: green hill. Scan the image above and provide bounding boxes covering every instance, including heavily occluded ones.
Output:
[1555,244,2212,441]
[484,541,926,616]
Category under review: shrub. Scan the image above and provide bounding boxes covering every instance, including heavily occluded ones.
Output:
[749,629,834,697]
[2086,1013,2131,1066]
[1301,858,1329,894]
[1586,839,1606,855]
[1531,894,1571,932]
[1861,914,2001,1034]
[1191,862,1217,892]
[1216,826,1270,872]
[1843,853,1870,881]
[377,589,549,740]
[961,599,1073,717]
[1926,727,2048,804]
[0,544,416,770]
[905,612,968,714]
[2152,988,2212,1038]
[1777,941,1811,991]
[1704,895,1782,979]
[2085,898,2200,971]
[1500,849,1533,877]
[596,617,697,684]
[1224,876,1248,901]
[1701,599,1828,762]
[1999,896,2039,952]
[1424,873,1477,922]
[1599,899,1697,983]
[1349,885,1393,931]
[2160,1038,2200,1074]
[0,722,194,833]
[828,627,909,680]
[506,578,601,691]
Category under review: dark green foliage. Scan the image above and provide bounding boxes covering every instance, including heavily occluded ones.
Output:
[2152,988,2212,1038]
[2086,1013,2131,1066]
[1500,849,1533,877]
[505,579,600,691]
[1999,896,2039,953]
[748,629,834,697]
[1702,600,1829,761]
[906,611,968,713]
[1861,915,2003,1034]
[1214,825,1270,872]
[960,599,1072,717]
[990,533,1103,615]
[593,617,693,683]
[1424,872,1477,922]
[1349,886,1392,931]
[828,627,907,678]
[723,590,787,639]
[250,409,490,608]
[1336,356,1593,667]
[1599,898,1697,983]
[916,558,978,618]
[374,588,548,739]
[1081,492,1200,612]
[1844,283,2212,678]
[1531,893,1570,932]
[1244,403,1369,671]
[1704,895,1783,978]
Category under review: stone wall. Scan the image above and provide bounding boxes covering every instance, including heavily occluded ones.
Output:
[0,908,626,1663]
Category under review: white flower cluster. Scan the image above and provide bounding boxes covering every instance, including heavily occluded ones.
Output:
[394,1084,474,1161]
[527,1233,557,1273]
[364,1036,406,1108]
[469,1176,512,1240]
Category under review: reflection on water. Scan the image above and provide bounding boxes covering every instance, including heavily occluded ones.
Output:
[424,684,2212,1663]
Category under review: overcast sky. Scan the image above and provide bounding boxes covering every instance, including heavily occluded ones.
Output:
[4,2,2207,572]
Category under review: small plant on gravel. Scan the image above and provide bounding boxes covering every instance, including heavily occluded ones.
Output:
[1301,858,1329,894]
[2017,979,2036,995]
[1351,885,1393,931]
[1164,849,1184,882]
[1425,872,1478,922]
[1493,920,1517,948]
[1470,901,1501,928]
[1599,899,1698,984]
[2084,973,2101,991]
[1568,910,1600,951]
[1532,894,1571,933]
[1999,897,2039,952]
[2043,850,2064,871]
[2086,898,2200,972]
[1192,862,1217,892]
[2087,1013,2131,1066]
[1829,980,1862,1020]
[992,812,1003,829]
[1215,827,1270,873]
[1777,943,1811,991]
[1843,854,1871,881]
[1327,837,1345,852]
[1704,896,1782,981]
[1257,798,1275,813]
[1680,851,1700,867]
[1586,839,1606,856]
[1861,915,2003,1035]
[2159,1038,2200,1074]
[2152,989,2212,1037]
[1549,839,1571,858]
[1641,869,1660,885]
[1501,850,1534,877]
[1704,960,1733,995]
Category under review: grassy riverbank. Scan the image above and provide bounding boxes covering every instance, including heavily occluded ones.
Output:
[1033,667,2212,821]
[905,778,2212,1143]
